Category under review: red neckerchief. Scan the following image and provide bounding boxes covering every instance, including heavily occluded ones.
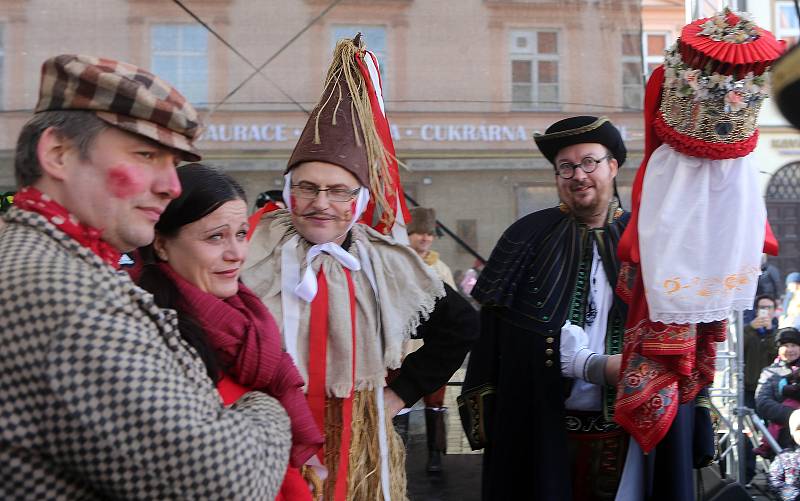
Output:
[14,187,121,269]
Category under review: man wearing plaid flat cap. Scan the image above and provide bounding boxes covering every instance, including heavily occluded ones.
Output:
[0,55,292,499]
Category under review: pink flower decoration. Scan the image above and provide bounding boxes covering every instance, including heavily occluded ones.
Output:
[725,90,746,111]
[684,70,701,90]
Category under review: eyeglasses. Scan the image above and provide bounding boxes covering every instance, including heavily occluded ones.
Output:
[291,183,360,202]
[555,155,612,180]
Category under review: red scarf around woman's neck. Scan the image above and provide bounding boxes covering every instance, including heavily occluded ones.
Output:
[14,187,121,268]
[157,263,323,467]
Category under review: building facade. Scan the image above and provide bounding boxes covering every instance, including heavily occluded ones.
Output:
[2,0,655,272]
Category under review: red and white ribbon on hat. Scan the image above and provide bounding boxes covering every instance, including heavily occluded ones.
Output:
[355,49,410,246]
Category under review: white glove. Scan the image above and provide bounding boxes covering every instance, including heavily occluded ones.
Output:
[559,321,594,380]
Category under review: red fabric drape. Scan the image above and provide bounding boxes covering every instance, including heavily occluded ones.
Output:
[247,202,282,240]
[307,269,358,501]
[354,50,411,235]
[14,186,121,268]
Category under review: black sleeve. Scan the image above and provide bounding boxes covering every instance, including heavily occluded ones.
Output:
[388,283,479,406]
[756,372,794,424]
[457,306,501,450]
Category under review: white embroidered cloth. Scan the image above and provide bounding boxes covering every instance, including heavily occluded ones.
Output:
[638,144,765,324]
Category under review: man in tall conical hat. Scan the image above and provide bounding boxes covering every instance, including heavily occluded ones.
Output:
[242,35,477,500]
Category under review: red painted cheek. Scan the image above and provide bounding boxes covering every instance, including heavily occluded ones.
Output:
[106,164,149,199]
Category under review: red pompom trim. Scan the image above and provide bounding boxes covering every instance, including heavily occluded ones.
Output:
[653,113,758,160]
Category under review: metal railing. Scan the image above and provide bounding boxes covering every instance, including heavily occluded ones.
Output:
[711,311,782,487]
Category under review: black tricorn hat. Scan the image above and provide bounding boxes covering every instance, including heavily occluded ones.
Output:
[533,116,627,167]
[773,43,800,130]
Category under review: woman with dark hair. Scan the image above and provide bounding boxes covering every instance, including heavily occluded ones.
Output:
[136,163,322,500]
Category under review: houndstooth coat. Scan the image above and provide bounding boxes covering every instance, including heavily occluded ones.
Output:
[0,208,291,500]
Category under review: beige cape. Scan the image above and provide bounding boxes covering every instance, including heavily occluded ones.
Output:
[242,210,445,397]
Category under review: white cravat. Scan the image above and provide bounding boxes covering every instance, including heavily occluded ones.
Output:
[294,242,361,302]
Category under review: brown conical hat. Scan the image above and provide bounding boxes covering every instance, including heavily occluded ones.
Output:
[286,34,389,197]
[286,69,370,187]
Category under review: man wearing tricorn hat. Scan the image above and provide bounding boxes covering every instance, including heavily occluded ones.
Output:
[461,115,714,499]
[0,55,292,499]
[243,35,477,499]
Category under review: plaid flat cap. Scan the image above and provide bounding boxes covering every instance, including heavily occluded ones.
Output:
[35,54,201,161]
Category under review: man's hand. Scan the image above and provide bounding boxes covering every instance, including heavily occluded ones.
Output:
[383,388,406,418]
[605,354,622,385]
[750,316,771,330]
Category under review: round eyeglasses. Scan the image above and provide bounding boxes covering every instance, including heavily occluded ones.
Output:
[291,183,361,202]
[555,155,612,180]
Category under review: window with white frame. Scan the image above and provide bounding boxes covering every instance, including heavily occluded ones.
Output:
[509,30,559,111]
[331,25,388,97]
[622,33,643,110]
[150,24,209,106]
[643,32,668,78]
[776,1,799,47]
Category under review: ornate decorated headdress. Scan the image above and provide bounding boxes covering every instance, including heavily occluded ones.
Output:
[654,8,784,159]
[287,33,410,238]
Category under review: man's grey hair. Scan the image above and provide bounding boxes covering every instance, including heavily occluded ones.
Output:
[14,110,109,187]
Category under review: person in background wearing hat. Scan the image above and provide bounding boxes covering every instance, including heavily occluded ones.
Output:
[242,36,477,500]
[405,206,456,473]
[247,189,285,240]
[407,207,456,289]
[756,328,800,451]
[0,55,291,499]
